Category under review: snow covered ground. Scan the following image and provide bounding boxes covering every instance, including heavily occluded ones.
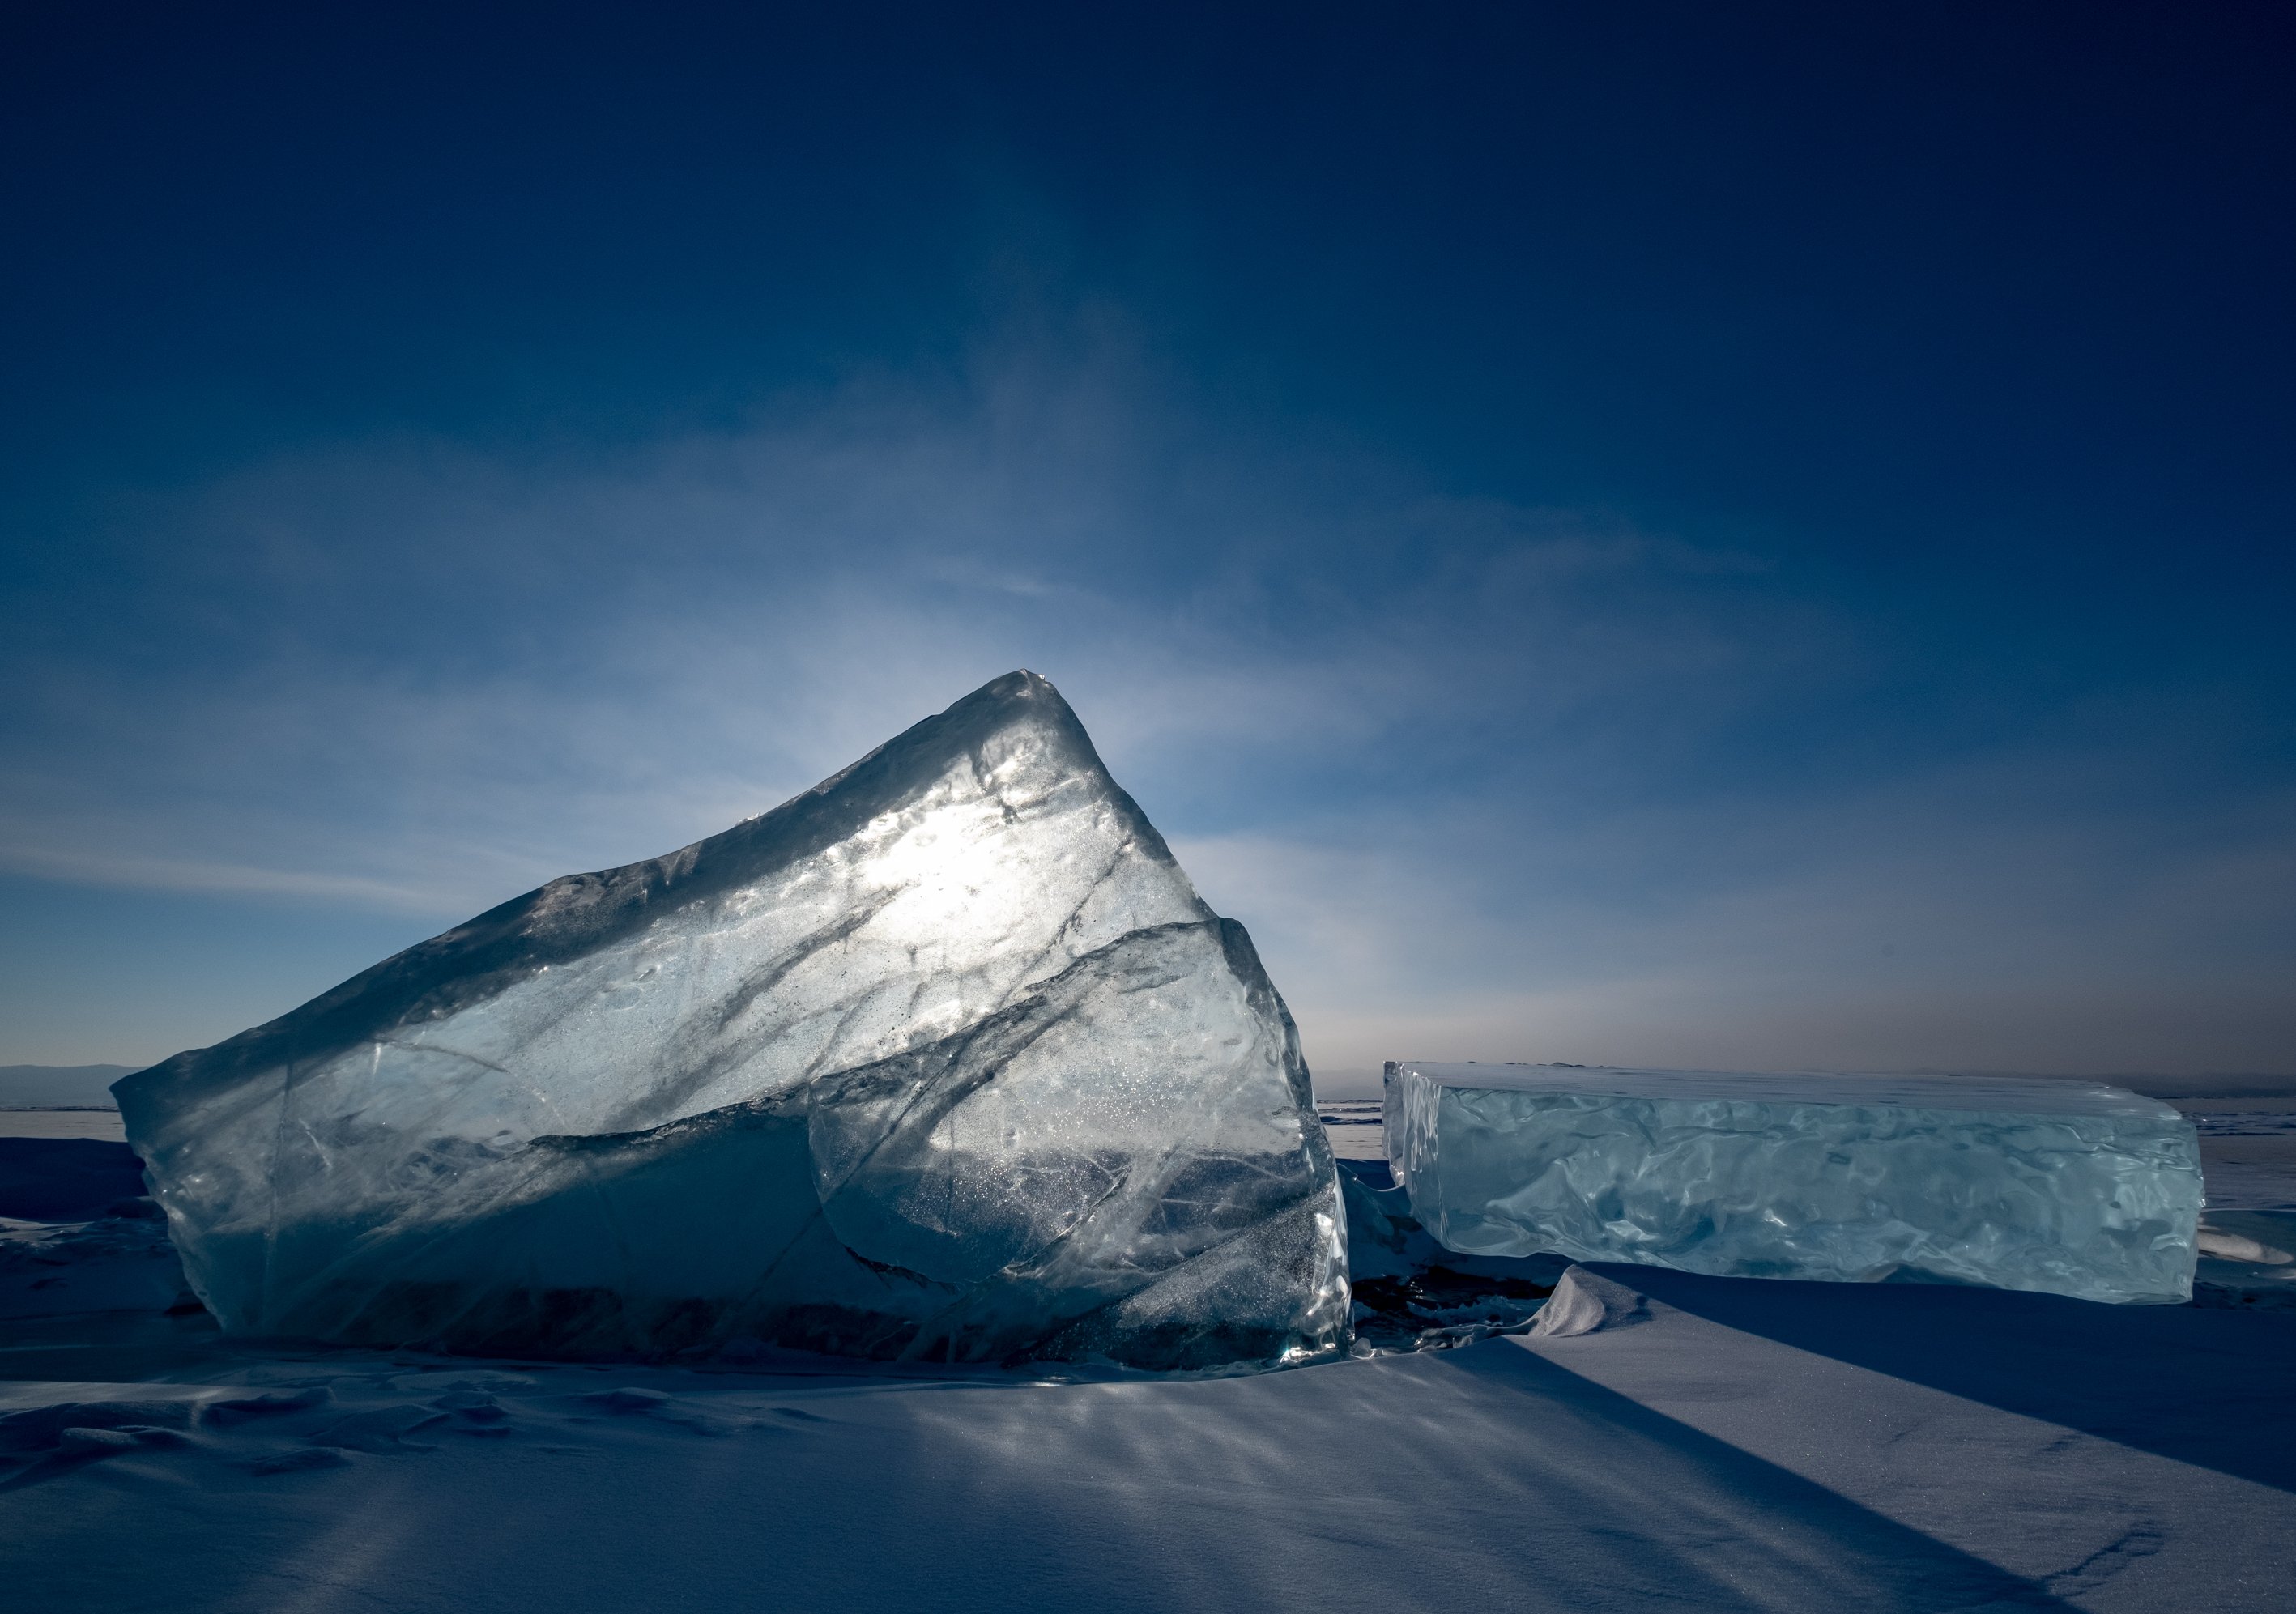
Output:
[1314,1097,1387,1159]
[0,1109,130,1143]
[4,1078,2293,1610]
[3,1261,2292,1611]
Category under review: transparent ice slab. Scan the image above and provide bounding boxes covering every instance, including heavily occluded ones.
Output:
[1385,1063,2201,1304]
[115,674,1348,1366]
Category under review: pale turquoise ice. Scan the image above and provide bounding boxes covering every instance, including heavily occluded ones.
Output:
[1385,1062,2201,1303]
[114,674,1348,1367]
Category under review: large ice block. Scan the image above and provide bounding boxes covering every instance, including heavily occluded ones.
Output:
[114,673,1348,1366]
[1385,1063,2201,1303]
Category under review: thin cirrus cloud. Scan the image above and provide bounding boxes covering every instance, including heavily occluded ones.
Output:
[0,840,458,913]
[2,343,2290,1075]
[1180,724,2296,1090]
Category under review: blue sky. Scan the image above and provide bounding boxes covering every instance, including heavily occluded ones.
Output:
[3,4,2290,1083]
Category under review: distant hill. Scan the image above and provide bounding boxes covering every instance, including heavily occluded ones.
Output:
[0,1065,138,1109]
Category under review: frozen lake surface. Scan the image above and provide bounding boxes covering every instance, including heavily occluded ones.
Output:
[0,1110,126,1142]
[4,1261,2294,1611]
[4,1077,2292,1608]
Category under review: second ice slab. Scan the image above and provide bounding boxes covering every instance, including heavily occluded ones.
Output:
[1385,1063,2201,1303]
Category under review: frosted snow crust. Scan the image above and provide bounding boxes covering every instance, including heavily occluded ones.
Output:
[114,674,1348,1366]
[1387,1062,2201,1304]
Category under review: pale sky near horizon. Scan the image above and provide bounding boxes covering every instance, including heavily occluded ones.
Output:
[3,5,2290,1079]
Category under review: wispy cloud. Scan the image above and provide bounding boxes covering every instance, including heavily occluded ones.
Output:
[4,332,2290,1072]
[0,841,456,912]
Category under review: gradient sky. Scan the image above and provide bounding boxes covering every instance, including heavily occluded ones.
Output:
[4,3,2290,1087]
